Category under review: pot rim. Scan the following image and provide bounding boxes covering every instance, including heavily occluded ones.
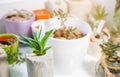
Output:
[2,10,35,23]
[31,17,92,42]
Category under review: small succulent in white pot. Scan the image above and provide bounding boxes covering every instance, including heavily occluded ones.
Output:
[0,48,9,77]
[19,28,53,77]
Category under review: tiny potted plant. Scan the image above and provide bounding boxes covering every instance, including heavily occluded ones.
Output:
[110,0,120,42]
[87,5,110,56]
[19,28,53,77]
[96,40,120,77]
[0,33,26,77]
[2,9,35,37]
[0,48,9,77]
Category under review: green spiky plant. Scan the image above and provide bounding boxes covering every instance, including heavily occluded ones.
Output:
[87,5,107,29]
[19,28,53,56]
[100,40,120,58]
[111,0,120,36]
[100,40,120,63]
[94,5,108,21]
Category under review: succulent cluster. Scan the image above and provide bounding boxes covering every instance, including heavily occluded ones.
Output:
[100,40,120,63]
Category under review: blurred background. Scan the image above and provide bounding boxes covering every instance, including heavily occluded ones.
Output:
[0,0,116,33]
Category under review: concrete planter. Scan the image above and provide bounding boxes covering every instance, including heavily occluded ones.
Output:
[26,50,53,77]
[0,48,9,77]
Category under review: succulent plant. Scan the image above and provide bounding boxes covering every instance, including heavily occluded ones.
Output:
[19,28,53,56]
[94,5,108,21]
[100,40,120,59]
[0,33,24,64]
[111,0,120,36]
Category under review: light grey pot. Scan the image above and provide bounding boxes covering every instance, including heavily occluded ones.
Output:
[0,48,9,77]
[26,50,53,77]
[9,62,28,77]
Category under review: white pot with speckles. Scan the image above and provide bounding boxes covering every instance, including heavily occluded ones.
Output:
[26,50,53,77]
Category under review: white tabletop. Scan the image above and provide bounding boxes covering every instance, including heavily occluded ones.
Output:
[19,46,100,77]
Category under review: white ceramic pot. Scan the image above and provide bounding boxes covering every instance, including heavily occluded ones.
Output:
[31,17,91,74]
[49,17,91,74]
[0,48,9,77]
[9,62,28,77]
[26,50,53,77]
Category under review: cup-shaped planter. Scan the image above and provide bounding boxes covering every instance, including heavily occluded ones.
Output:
[2,9,35,37]
[0,48,9,77]
[26,50,53,77]
[9,63,28,77]
[31,17,91,74]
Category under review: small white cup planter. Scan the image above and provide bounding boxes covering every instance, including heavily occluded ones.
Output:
[26,50,53,77]
[31,17,91,74]
[9,62,28,77]
[0,48,9,77]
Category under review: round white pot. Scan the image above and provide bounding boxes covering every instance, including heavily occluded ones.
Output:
[26,50,53,77]
[0,48,9,77]
[9,62,28,77]
[31,17,91,74]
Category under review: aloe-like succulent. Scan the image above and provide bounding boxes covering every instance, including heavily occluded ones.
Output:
[19,28,53,56]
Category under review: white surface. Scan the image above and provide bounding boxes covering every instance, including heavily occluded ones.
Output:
[19,46,99,77]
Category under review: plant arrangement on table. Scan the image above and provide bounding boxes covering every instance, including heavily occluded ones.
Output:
[0,33,26,77]
[110,0,120,42]
[96,40,120,77]
[19,28,53,77]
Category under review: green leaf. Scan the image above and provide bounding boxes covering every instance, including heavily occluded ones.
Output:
[44,46,51,52]
[41,29,53,48]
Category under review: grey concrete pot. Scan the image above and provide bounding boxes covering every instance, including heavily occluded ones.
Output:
[26,50,53,77]
[0,48,9,77]
[9,62,28,77]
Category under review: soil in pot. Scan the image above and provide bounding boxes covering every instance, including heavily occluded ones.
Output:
[0,36,16,47]
[53,26,85,40]
[5,9,34,22]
